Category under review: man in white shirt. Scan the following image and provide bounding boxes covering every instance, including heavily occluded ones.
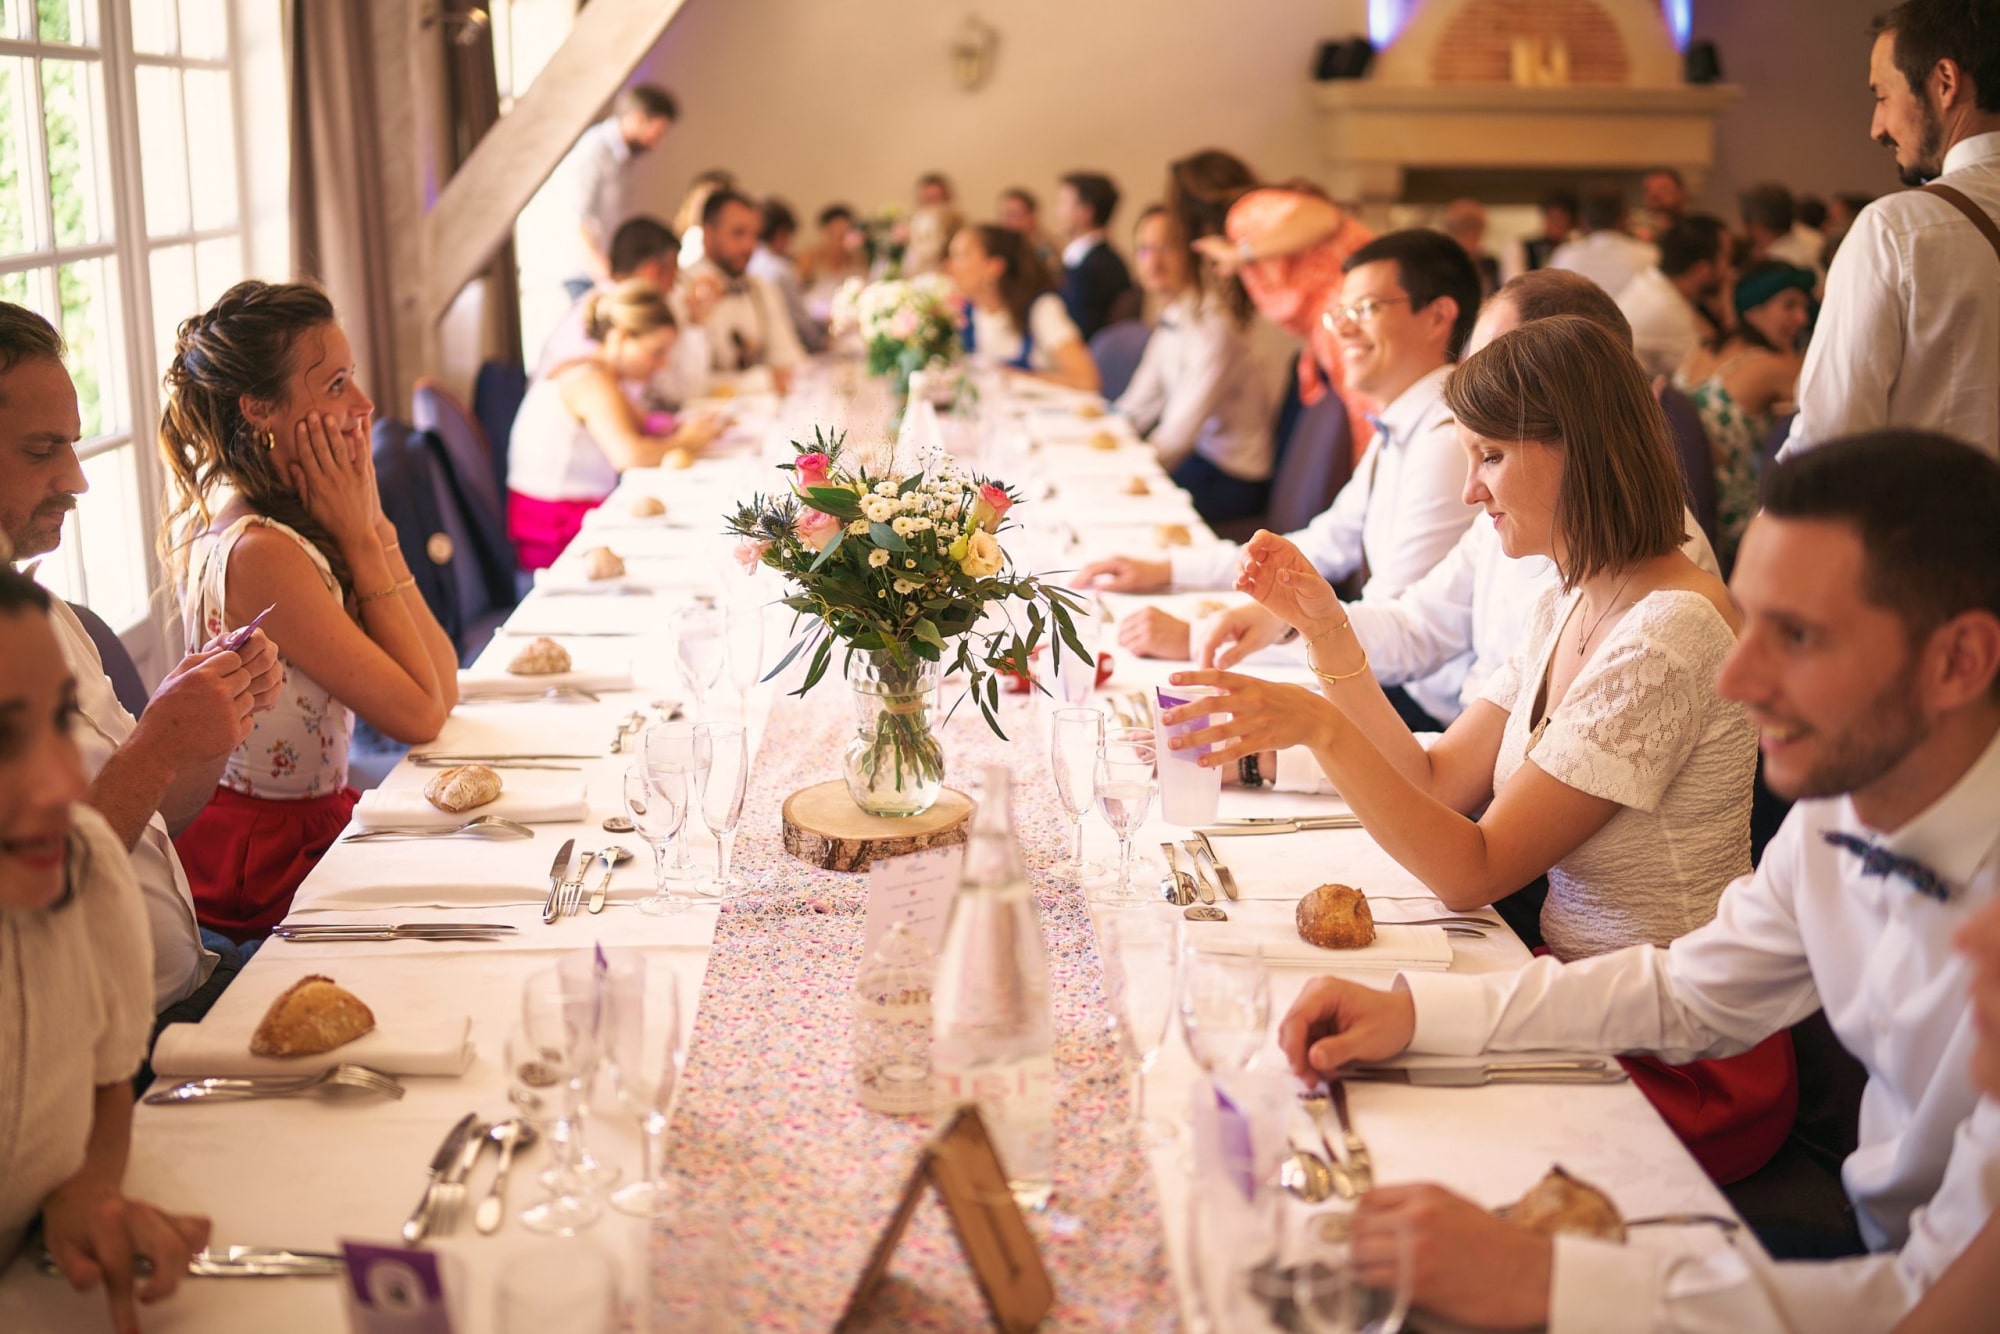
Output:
[546,84,678,300]
[1275,430,2000,1332]
[746,198,828,354]
[1785,2,2000,458]
[1742,182,1828,277]
[1548,187,1659,298]
[1082,229,1483,728]
[0,304,280,1014]
[1617,213,1730,381]
[681,189,805,395]
[1115,206,1273,526]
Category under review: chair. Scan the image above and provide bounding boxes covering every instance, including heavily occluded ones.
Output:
[1763,412,1797,467]
[472,359,527,506]
[66,600,151,719]
[414,377,510,556]
[1087,320,1151,402]
[371,418,515,664]
[1658,386,1721,552]
[1213,358,1354,543]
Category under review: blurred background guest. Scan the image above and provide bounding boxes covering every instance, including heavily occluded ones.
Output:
[680,188,806,390]
[1440,197,1501,298]
[1549,186,1658,297]
[1619,213,1732,381]
[946,223,1100,392]
[1522,187,1579,271]
[998,185,1061,271]
[546,83,678,300]
[1056,170,1136,341]
[748,198,828,353]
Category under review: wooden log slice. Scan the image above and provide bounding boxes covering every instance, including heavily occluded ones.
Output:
[781,781,973,873]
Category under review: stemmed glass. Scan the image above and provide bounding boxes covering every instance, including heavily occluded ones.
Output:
[724,602,766,704]
[672,605,727,719]
[1051,706,1110,884]
[644,723,710,894]
[514,969,603,1234]
[693,721,751,900]
[1094,730,1157,904]
[603,955,687,1218]
[623,762,690,916]
[1099,913,1180,1147]
[1056,606,1103,707]
[1179,943,1271,1076]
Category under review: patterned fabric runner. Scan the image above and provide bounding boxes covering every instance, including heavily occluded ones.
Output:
[653,686,1177,1329]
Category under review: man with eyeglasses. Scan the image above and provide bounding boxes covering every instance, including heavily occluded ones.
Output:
[1080,229,1482,732]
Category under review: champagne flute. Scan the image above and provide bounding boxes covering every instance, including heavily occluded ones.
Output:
[1051,706,1110,883]
[1056,606,1103,706]
[1094,734,1157,904]
[1099,913,1180,1147]
[623,762,689,916]
[644,723,709,893]
[604,956,686,1218]
[693,721,751,899]
[724,601,766,702]
[671,604,727,720]
[1179,943,1271,1075]
[515,970,603,1234]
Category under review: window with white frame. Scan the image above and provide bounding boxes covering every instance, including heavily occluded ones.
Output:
[0,0,250,636]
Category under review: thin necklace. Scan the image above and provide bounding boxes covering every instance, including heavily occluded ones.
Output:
[1576,572,1637,655]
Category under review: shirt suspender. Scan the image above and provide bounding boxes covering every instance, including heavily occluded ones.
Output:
[1921,184,2000,427]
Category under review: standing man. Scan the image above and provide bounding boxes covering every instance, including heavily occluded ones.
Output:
[1787,0,2000,457]
[550,83,679,300]
[681,189,805,394]
[1056,171,1136,342]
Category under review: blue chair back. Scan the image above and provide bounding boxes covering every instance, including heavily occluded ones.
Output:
[472,359,527,505]
[1658,386,1720,551]
[1262,367,1354,536]
[66,600,150,719]
[372,418,516,663]
[1087,320,1152,402]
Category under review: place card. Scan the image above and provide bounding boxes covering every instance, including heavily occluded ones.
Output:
[862,844,965,959]
[339,1241,456,1334]
[838,1106,1054,1334]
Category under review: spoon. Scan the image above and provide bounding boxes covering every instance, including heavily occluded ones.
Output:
[649,698,687,723]
[1280,1148,1341,1203]
[609,711,648,754]
[473,1119,541,1235]
[588,846,632,914]
[342,815,535,842]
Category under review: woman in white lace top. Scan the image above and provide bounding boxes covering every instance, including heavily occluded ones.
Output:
[1165,315,1788,1182]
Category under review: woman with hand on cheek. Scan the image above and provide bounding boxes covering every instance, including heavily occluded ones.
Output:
[159,282,459,941]
[1163,315,1791,1183]
[0,571,210,1330]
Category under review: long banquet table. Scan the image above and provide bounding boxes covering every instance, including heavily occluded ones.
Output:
[0,363,1746,1331]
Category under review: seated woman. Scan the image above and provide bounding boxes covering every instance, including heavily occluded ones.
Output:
[161,281,460,940]
[944,224,1101,393]
[1674,260,1813,568]
[0,571,210,1319]
[1164,315,1792,1184]
[507,279,719,570]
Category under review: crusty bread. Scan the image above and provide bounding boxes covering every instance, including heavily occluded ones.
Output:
[1089,430,1121,451]
[1154,523,1193,548]
[664,449,696,471]
[1124,476,1150,496]
[1076,402,1105,420]
[1296,883,1376,949]
[507,636,572,676]
[250,975,376,1057]
[424,764,502,814]
[582,546,626,580]
[629,494,666,517]
[1504,1167,1626,1242]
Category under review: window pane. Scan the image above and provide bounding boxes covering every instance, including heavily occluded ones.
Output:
[193,234,240,306]
[179,0,227,60]
[136,65,190,237]
[0,263,52,313]
[130,0,178,54]
[41,58,109,247]
[184,68,237,230]
[35,0,91,46]
[29,522,85,609]
[73,444,150,629]
[0,56,38,257]
[57,255,122,438]
[0,1,21,43]
[149,242,195,378]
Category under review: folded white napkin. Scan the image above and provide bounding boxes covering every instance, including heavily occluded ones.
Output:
[456,668,634,700]
[151,1014,474,1078]
[534,556,708,593]
[1194,901,1453,970]
[351,777,588,830]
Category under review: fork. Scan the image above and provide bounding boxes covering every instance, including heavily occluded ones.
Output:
[459,685,601,705]
[1324,1078,1373,1193]
[342,815,535,842]
[1298,1085,1362,1198]
[143,1063,404,1105]
[426,1127,489,1237]
[559,852,593,919]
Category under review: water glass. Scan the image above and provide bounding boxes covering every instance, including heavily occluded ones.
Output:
[1050,706,1109,883]
[514,971,603,1235]
[693,720,751,899]
[1099,912,1180,1146]
[1094,733,1157,904]
[724,601,766,699]
[671,604,727,718]
[644,723,709,891]
[603,956,686,1218]
[1180,943,1271,1075]
[623,762,690,915]
[1294,1206,1412,1334]
[495,1239,619,1334]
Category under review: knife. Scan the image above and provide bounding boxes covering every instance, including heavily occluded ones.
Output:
[276,922,518,935]
[402,1112,478,1243]
[273,925,513,942]
[1198,815,1363,836]
[542,838,576,925]
[1177,840,1218,904]
[1188,830,1240,900]
[1343,1061,1629,1087]
[37,1246,346,1280]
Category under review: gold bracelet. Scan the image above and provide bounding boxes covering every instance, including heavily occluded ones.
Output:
[356,584,400,606]
[1308,639,1370,684]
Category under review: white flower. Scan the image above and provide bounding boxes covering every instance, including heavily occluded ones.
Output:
[873,481,897,497]
[958,528,1006,578]
[891,516,916,536]
[862,496,896,523]
[868,548,891,568]
[847,518,870,535]
[904,558,917,569]
[893,578,919,594]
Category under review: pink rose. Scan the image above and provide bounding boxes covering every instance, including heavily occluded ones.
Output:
[795,507,841,552]
[889,308,921,341]
[793,452,833,492]
[734,538,771,572]
[972,482,1015,533]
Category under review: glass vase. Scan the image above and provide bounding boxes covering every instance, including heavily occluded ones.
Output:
[843,650,945,818]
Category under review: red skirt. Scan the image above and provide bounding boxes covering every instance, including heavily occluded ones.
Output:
[174,785,359,942]
[1621,1032,1798,1184]
[508,490,604,571]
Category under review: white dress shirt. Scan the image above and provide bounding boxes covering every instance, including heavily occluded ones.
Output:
[747,245,827,353]
[1400,724,2000,1332]
[1765,223,1828,276]
[547,118,631,284]
[1786,132,2000,458]
[966,292,1083,373]
[47,599,213,1010]
[1618,267,1706,382]
[680,257,805,374]
[1548,231,1661,299]
[1061,231,1108,269]
[1115,290,1274,480]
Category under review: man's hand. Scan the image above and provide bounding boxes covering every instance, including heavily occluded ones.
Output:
[210,629,283,714]
[41,1181,211,1334]
[134,648,259,762]
[1277,976,1417,1080]
[1118,607,1191,660]
[1075,555,1171,593]
[1353,1185,1552,1330]
[1194,601,1289,669]
[681,271,725,325]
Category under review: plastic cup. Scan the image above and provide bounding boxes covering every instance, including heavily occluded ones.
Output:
[1155,685,1224,826]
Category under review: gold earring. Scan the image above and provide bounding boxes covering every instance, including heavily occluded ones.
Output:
[261,430,276,451]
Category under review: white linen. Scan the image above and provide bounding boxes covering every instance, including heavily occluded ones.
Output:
[1115,290,1274,480]
[351,774,587,830]
[1404,725,2000,1331]
[1194,901,1453,971]
[1786,131,2000,457]
[1547,230,1660,298]
[456,668,634,700]
[151,1017,474,1079]
[1617,266,1706,382]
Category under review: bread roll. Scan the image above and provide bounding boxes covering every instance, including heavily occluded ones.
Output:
[582,546,626,580]
[424,763,502,814]
[1076,402,1105,420]
[1154,523,1193,547]
[250,975,376,1057]
[1124,476,1150,496]
[664,449,696,471]
[1504,1167,1626,1242]
[1089,430,1121,451]
[629,494,666,517]
[507,636,572,676]
[1296,883,1376,949]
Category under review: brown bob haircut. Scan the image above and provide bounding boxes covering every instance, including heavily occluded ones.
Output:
[1443,314,1685,590]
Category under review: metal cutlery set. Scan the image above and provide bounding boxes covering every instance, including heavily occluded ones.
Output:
[542,839,626,921]
[1161,838,1234,921]
[144,1063,406,1106]
[404,1114,542,1242]
[274,922,520,943]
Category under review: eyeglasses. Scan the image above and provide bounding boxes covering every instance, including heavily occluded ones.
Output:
[1322,295,1413,331]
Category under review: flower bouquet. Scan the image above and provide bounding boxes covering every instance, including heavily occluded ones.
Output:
[725,429,1088,817]
[831,273,963,405]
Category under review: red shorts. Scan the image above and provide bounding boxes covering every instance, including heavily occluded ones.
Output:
[174,785,359,942]
[508,490,604,571]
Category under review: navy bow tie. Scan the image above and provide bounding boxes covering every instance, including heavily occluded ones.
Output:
[1822,830,1952,901]
[1364,413,1391,447]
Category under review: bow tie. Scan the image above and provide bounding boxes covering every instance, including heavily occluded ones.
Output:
[1822,830,1952,902]
[1364,413,1391,446]
[722,278,750,297]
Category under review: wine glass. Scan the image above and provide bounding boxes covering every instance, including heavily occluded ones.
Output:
[1050,706,1110,884]
[693,721,751,900]
[1093,733,1157,904]
[724,602,766,702]
[672,604,727,719]
[1294,1205,1412,1334]
[603,956,686,1218]
[644,723,710,894]
[1179,943,1271,1075]
[1099,912,1180,1147]
[623,762,690,915]
[514,970,603,1234]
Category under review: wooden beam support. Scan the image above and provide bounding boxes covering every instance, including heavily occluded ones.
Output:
[419,0,688,326]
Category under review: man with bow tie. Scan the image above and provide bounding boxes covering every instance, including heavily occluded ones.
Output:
[1274,430,2000,1332]
[677,187,804,396]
